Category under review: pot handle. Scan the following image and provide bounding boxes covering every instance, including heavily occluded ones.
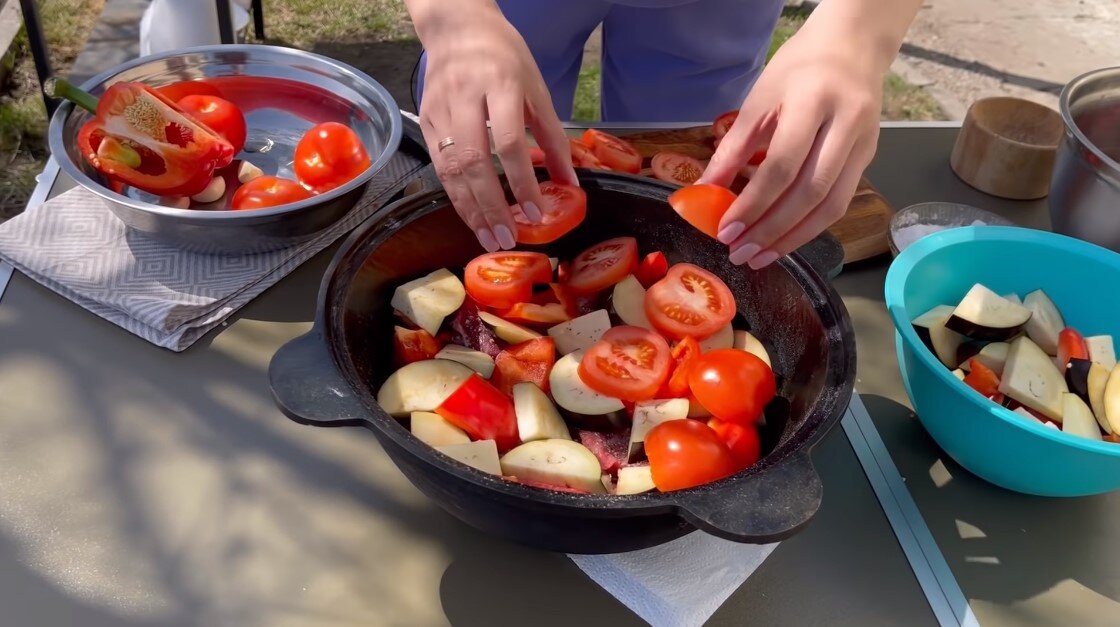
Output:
[268,329,371,428]
[796,231,845,281]
[677,450,823,543]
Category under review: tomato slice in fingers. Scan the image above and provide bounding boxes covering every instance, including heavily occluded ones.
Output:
[464,252,553,309]
[712,110,738,141]
[578,326,672,402]
[635,251,669,288]
[651,152,704,186]
[510,181,587,244]
[582,129,642,174]
[688,349,776,425]
[645,263,736,339]
[565,237,639,295]
[668,184,737,239]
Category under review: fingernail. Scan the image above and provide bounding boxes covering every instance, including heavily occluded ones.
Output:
[477,228,499,252]
[522,201,543,224]
[729,242,761,266]
[494,225,516,249]
[717,222,745,245]
[748,250,780,270]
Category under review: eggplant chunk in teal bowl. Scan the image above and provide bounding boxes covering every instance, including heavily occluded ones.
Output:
[885,226,1120,497]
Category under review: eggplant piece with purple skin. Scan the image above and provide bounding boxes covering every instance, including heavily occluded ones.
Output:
[946,284,1033,341]
[912,305,965,368]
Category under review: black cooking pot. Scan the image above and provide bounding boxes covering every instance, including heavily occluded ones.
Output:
[269,171,856,554]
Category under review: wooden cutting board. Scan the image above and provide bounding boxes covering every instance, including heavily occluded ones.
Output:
[620,126,894,263]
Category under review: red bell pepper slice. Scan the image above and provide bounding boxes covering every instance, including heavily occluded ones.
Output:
[392,326,443,367]
[435,374,520,453]
[1057,328,1089,371]
[490,337,556,397]
[964,358,1001,398]
[657,336,701,398]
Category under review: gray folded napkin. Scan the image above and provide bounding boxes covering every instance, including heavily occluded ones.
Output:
[0,152,427,351]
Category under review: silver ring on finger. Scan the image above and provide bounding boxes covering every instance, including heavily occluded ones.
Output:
[437,137,455,152]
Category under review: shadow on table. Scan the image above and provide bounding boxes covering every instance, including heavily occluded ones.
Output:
[861,394,1120,611]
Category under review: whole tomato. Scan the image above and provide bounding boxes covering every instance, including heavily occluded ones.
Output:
[645,419,736,492]
[177,95,247,154]
[293,122,371,193]
[688,349,776,425]
[231,176,312,210]
[708,418,762,470]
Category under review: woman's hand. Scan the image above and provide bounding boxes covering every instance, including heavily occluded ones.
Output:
[409,0,577,251]
[700,0,922,269]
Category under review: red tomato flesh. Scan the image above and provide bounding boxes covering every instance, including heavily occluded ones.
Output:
[177,95,247,154]
[582,129,642,173]
[651,152,704,186]
[490,337,556,397]
[644,263,736,340]
[569,138,605,169]
[392,326,442,366]
[688,349,776,425]
[658,336,701,398]
[565,237,639,295]
[578,326,672,402]
[510,181,587,244]
[1057,328,1089,371]
[964,358,1001,398]
[708,418,761,470]
[712,110,737,141]
[646,419,737,491]
[464,252,553,309]
[435,374,520,453]
[294,122,371,193]
[231,176,313,210]
[668,184,737,239]
[635,251,669,288]
[500,302,571,326]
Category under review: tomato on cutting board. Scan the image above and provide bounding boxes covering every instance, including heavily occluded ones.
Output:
[177,95,248,154]
[581,129,642,174]
[510,181,587,244]
[565,237,639,295]
[435,374,520,453]
[651,152,704,186]
[392,326,442,366]
[708,418,761,470]
[491,337,557,396]
[667,184,737,239]
[688,349,776,425]
[464,252,553,309]
[231,176,313,210]
[578,326,672,402]
[645,419,736,491]
[644,263,736,339]
[294,122,372,193]
[635,251,669,288]
[659,335,701,398]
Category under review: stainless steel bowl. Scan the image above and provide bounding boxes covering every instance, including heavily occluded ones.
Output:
[1049,66,1120,253]
[888,202,1014,256]
[48,45,402,255]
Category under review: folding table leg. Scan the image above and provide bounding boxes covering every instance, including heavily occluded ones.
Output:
[252,0,265,40]
[18,0,56,116]
[215,0,235,44]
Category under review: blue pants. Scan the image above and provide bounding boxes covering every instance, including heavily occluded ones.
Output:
[415,0,785,122]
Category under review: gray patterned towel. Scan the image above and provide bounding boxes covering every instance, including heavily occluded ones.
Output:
[0,152,427,351]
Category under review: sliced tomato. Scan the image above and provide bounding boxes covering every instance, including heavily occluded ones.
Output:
[651,152,704,186]
[635,251,669,288]
[578,326,672,402]
[528,146,546,167]
[667,184,737,239]
[500,302,571,326]
[658,336,701,398]
[964,358,1001,398]
[510,181,587,244]
[712,110,737,141]
[570,138,605,169]
[645,263,736,340]
[689,349,776,425]
[1057,328,1089,371]
[646,419,736,491]
[581,129,642,173]
[464,252,553,309]
[435,374,520,453]
[491,337,556,396]
[708,418,761,470]
[392,326,442,366]
[565,236,639,295]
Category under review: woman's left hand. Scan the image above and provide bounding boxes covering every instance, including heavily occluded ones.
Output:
[699,14,893,269]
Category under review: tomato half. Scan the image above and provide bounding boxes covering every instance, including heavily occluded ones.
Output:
[490,337,556,396]
[645,263,736,340]
[435,374,520,453]
[231,176,313,210]
[688,349,776,425]
[582,129,642,173]
[392,326,443,366]
[565,237,639,295]
[645,419,736,491]
[510,181,587,244]
[658,336,701,398]
[1057,328,1089,371]
[500,302,570,326]
[651,152,704,186]
[578,326,672,402]
[294,122,372,193]
[667,184,737,239]
[570,138,605,169]
[635,251,669,288]
[157,79,222,102]
[708,418,761,470]
[712,110,737,141]
[963,358,1001,398]
[528,146,546,167]
[177,95,247,154]
[464,252,553,309]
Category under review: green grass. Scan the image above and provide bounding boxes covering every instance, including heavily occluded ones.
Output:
[261,0,410,45]
[882,72,944,121]
[572,65,601,122]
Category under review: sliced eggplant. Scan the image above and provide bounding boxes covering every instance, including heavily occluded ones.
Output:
[611,275,653,329]
[478,311,542,345]
[1104,364,1120,436]
[435,344,495,378]
[549,350,626,418]
[499,439,607,494]
[548,309,611,355]
[411,411,471,447]
[614,465,656,495]
[377,359,474,418]
[390,268,466,335]
[1086,335,1117,370]
[437,440,503,475]
[998,336,1068,422]
[699,324,734,352]
[1012,406,1037,421]
[512,382,572,442]
[912,305,966,368]
[1002,293,1023,306]
[956,342,985,369]
[1086,362,1112,434]
[951,368,966,381]
[732,330,772,368]
[628,398,689,462]
[912,304,956,328]
[1023,290,1064,355]
[974,342,1010,376]
[1061,393,1103,440]
[1066,358,1093,403]
[946,284,1032,341]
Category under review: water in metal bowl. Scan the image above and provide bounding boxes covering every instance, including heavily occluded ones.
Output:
[48,45,402,255]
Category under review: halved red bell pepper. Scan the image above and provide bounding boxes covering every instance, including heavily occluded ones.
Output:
[435,374,520,453]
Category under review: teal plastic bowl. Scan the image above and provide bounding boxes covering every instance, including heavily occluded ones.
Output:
[885,226,1120,497]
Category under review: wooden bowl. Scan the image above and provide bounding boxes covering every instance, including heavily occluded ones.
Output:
[950,97,1064,200]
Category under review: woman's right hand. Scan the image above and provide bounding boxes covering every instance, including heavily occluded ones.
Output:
[410,0,577,251]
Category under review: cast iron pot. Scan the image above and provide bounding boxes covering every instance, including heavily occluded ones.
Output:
[269,171,856,554]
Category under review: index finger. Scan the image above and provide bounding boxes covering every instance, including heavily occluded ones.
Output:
[526,92,579,187]
[489,92,545,224]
